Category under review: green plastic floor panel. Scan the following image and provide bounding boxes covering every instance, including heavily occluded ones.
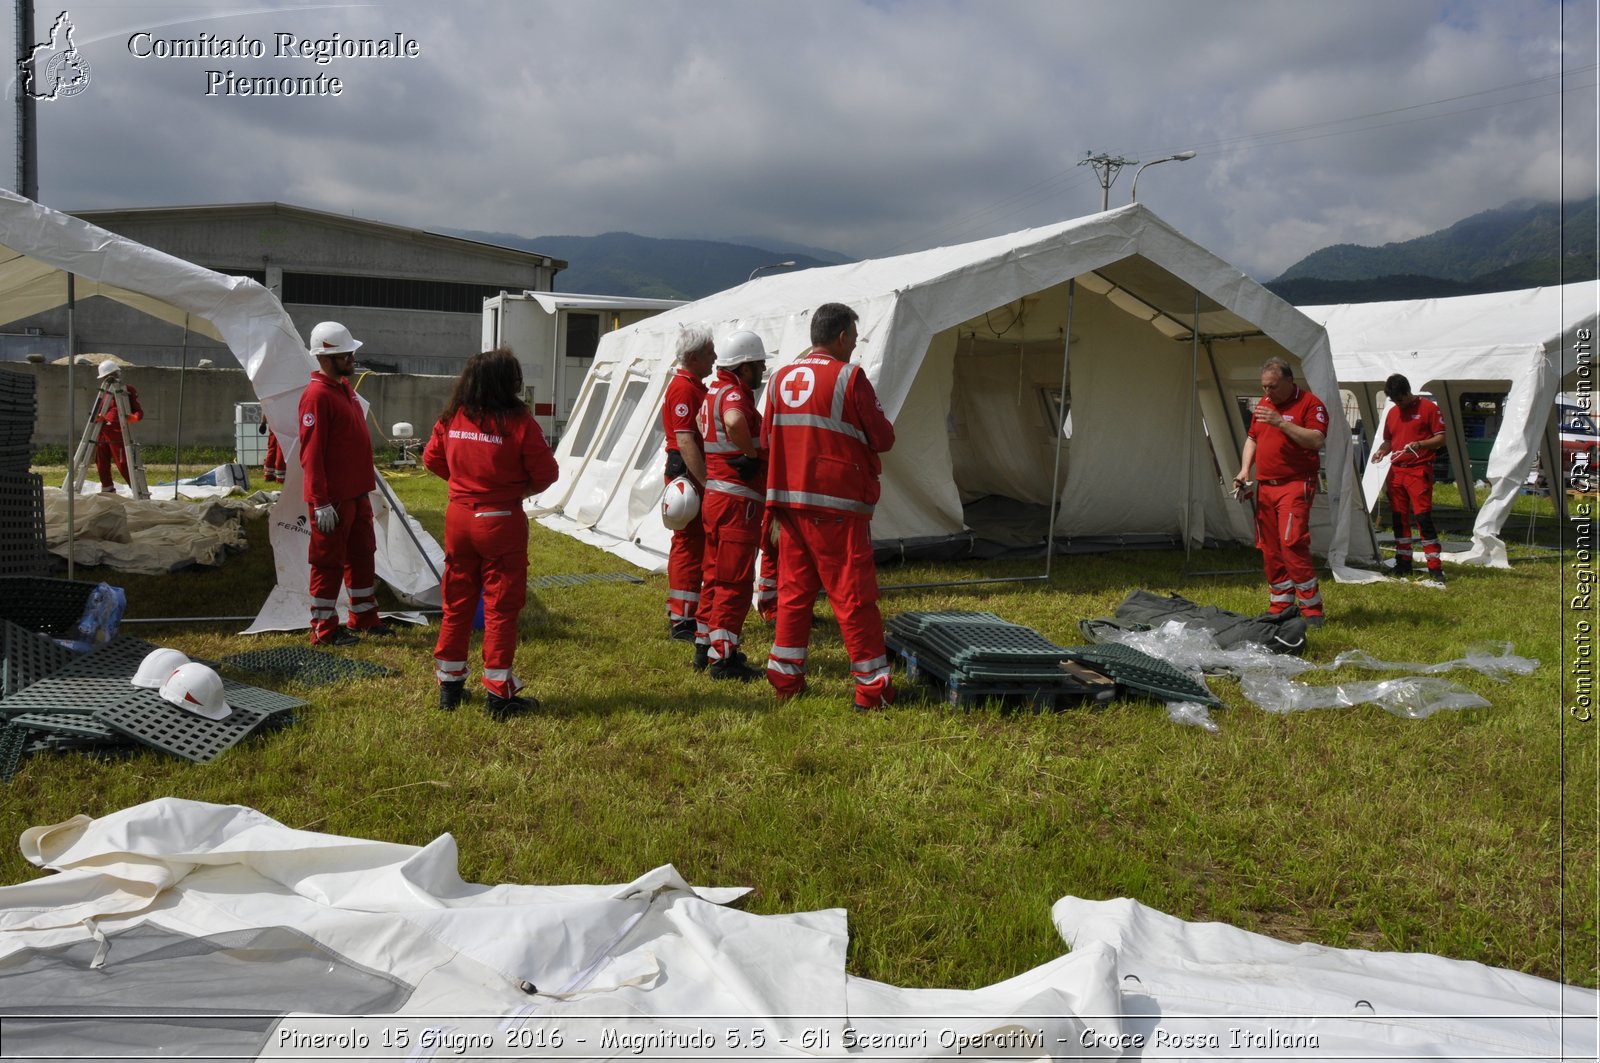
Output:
[1060,644,1220,706]
[0,722,25,781]
[887,611,1007,639]
[7,711,121,741]
[528,571,646,590]
[1,619,75,698]
[55,634,162,676]
[95,690,284,764]
[0,675,143,721]
[219,647,396,688]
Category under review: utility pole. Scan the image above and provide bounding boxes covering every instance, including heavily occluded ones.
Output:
[1078,152,1134,212]
[15,0,37,200]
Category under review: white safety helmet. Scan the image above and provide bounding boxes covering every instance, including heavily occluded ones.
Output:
[97,359,121,380]
[158,662,232,721]
[715,330,768,370]
[308,321,363,358]
[661,475,701,530]
[131,647,191,690]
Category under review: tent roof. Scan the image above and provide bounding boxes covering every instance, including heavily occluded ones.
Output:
[1302,281,1599,383]
[519,291,687,314]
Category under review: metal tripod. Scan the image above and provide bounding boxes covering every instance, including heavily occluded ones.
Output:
[68,379,149,499]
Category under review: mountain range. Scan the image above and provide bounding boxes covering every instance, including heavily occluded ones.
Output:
[449,195,1598,305]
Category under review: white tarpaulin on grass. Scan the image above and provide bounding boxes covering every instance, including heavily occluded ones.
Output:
[1303,281,1599,567]
[0,191,441,623]
[0,799,1590,1061]
[537,204,1377,577]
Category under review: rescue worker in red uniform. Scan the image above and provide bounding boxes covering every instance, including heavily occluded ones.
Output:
[1234,357,1330,627]
[662,327,715,642]
[298,321,387,646]
[260,416,286,484]
[424,347,560,719]
[1370,372,1447,585]
[762,303,897,709]
[695,330,770,681]
[93,360,142,493]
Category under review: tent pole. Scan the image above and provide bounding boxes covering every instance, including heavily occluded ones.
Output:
[372,468,444,586]
[64,274,75,581]
[1182,290,1199,571]
[174,315,189,491]
[1044,279,1074,580]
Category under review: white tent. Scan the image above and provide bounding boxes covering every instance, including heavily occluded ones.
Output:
[0,190,441,623]
[1303,281,1599,567]
[535,205,1377,578]
[0,799,1591,1061]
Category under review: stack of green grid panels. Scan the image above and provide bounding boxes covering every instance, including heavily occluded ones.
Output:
[0,368,44,575]
[885,610,1115,711]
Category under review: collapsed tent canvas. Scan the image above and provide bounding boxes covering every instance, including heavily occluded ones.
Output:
[1303,281,1600,568]
[0,799,1591,1061]
[534,204,1377,576]
[0,191,441,625]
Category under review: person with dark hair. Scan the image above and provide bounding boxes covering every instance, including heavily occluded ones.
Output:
[299,321,385,646]
[259,414,286,484]
[1370,372,1447,586]
[762,302,897,709]
[1233,356,1330,626]
[424,346,559,720]
[662,327,716,643]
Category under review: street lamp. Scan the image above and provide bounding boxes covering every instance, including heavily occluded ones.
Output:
[748,260,795,282]
[1130,151,1197,203]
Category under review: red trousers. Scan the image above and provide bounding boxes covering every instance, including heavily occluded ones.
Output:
[700,490,762,663]
[263,433,286,483]
[307,494,380,643]
[1386,465,1441,574]
[667,512,704,627]
[1255,479,1322,619]
[766,510,893,708]
[433,500,529,698]
[95,438,129,490]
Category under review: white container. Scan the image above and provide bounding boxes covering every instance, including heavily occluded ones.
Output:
[235,402,267,466]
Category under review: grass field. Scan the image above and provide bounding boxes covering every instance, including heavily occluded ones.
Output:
[2,467,1595,993]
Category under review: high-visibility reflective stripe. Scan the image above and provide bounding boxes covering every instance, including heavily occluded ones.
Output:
[1270,579,1294,591]
[348,586,375,598]
[709,627,739,645]
[1269,594,1295,605]
[349,600,377,614]
[765,489,873,514]
[1394,536,1413,545]
[852,654,889,673]
[767,658,806,677]
[474,510,514,518]
[770,644,807,661]
[705,479,763,501]
[433,658,468,682]
[853,665,892,685]
[703,440,742,453]
[1294,579,1320,590]
[768,412,868,445]
[1420,539,1440,547]
[668,589,701,602]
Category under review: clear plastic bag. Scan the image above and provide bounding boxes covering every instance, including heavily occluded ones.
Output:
[1327,641,1538,682]
[1104,621,1317,679]
[1241,675,1490,719]
[1165,700,1220,732]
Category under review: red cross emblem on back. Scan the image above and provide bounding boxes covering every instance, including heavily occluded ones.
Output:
[780,366,815,408]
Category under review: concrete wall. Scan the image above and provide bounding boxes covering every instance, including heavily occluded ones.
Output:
[18,362,456,452]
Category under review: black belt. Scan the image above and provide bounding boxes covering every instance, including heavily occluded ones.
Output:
[1259,477,1309,486]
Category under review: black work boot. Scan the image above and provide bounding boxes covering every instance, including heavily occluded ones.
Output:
[692,643,710,671]
[669,618,697,642]
[438,680,465,712]
[486,692,539,720]
[709,652,763,683]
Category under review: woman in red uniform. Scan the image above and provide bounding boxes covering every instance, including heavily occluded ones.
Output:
[423,348,559,720]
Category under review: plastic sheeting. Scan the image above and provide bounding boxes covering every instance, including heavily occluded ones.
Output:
[42,488,259,574]
[0,799,1591,1061]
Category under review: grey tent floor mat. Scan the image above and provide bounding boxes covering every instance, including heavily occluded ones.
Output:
[219,647,396,688]
[528,571,646,590]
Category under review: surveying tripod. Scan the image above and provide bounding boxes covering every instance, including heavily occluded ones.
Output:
[68,379,150,499]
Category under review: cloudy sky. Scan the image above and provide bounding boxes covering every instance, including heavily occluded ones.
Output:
[5,0,1594,279]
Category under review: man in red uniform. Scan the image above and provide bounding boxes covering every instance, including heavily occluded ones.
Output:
[93,360,142,494]
[1370,372,1447,586]
[763,303,897,709]
[696,330,769,681]
[662,327,714,643]
[1233,357,1330,626]
[260,416,286,484]
[298,321,387,646]
[424,347,560,719]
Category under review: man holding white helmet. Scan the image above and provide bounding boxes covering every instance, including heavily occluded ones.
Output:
[297,321,387,646]
[661,327,715,642]
[694,330,769,680]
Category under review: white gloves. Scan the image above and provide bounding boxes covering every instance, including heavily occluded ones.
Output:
[313,504,338,534]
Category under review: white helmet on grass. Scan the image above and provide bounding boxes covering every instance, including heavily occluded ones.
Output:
[158,663,232,721]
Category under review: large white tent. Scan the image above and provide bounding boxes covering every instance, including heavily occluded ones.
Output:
[0,191,440,622]
[0,799,1591,1061]
[1303,281,1599,567]
[535,205,1377,578]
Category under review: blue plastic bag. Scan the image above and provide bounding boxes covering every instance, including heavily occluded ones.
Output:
[56,583,127,653]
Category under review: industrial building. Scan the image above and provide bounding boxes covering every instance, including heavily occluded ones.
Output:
[0,202,565,375]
